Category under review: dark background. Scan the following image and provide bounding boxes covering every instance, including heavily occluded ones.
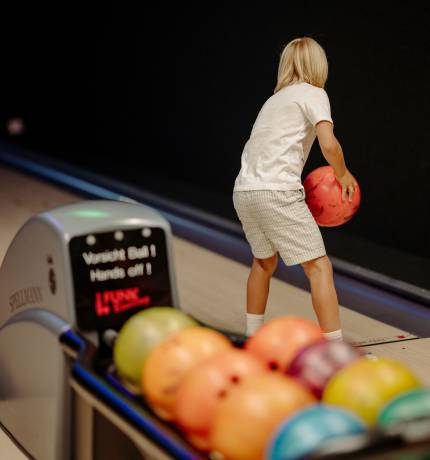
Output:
[1,2,429,288]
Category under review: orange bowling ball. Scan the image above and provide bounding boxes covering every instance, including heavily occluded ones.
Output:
[142,327,231,421]
[210,373,316,460]
[246,316,323,372]
[175,349,267,450]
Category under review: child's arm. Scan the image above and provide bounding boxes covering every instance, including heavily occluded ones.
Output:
[316,121,357,202]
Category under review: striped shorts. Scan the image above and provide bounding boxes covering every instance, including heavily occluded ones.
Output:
[233,189,326,266]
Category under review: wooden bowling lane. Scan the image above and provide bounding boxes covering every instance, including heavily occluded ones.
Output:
[0,166,79,263]
[173,237,418,346]
[0,164,423,349]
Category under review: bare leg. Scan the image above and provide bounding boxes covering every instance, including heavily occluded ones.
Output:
[247,254,278,314]
[301,255,341,332]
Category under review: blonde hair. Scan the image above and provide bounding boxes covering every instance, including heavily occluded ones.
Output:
[275,37,328,93]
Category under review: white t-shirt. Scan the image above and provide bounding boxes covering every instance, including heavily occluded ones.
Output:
[233,82,333,191]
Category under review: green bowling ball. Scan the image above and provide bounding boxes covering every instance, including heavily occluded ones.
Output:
[378,388,430,427]
[113,307,198,391]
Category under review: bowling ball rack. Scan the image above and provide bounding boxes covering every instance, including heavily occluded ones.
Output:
[61,328,430,460]
[62,328,208,460]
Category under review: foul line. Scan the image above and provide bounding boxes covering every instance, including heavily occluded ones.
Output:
[353,336,423,348]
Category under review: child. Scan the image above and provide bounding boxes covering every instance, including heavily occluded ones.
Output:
[233,37,357,341]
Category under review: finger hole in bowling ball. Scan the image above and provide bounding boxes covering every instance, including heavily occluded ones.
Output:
[230,375,240,384]
[217,389,227,398]
[268,361,279,371]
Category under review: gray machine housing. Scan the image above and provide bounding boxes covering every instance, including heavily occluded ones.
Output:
[0,200,179,460]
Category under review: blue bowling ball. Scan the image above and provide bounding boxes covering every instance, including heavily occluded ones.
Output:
[266,404,365,460]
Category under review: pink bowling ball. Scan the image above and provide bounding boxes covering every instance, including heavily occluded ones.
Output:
[287,339,363,399]
[303,166,361,227]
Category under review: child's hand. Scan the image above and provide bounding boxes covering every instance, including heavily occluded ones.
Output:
[335,170,357,202]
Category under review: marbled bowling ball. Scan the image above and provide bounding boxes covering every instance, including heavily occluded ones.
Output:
[304,166,360,227]
[287,339,363,398]
[267,404,365,460]
[378,388,430,427]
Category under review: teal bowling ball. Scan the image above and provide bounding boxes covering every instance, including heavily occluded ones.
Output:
[378,388,430,427]
[266,404,365,460]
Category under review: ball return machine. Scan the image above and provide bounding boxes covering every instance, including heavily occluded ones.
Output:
[0,200,429,460]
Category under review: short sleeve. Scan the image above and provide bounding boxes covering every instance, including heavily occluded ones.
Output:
[300,89,333,126]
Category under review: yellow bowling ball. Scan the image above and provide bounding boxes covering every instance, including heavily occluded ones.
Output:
[322,357,421,425]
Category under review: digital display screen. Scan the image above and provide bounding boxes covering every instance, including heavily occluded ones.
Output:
[69,227,173,331]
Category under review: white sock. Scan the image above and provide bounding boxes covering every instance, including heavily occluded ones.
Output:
[323,329,343,342]
[246,313,264,336]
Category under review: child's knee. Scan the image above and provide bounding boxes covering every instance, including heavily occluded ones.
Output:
[253,254,278,275]
[301,255,332,278]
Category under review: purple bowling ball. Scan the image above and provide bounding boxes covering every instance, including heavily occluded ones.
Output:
[287,339,363,398]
